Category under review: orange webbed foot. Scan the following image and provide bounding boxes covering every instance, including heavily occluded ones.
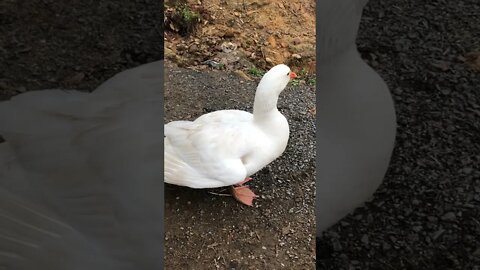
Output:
[231,185,257,206]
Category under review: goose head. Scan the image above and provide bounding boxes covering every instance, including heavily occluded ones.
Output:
[253,64,297,117]
[256,64,297,95]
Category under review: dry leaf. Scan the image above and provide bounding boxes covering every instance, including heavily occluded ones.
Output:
[234,70,253,81]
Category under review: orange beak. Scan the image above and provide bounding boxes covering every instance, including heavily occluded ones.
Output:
[289,71,297,79]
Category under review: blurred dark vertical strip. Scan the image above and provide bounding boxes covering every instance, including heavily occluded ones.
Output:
[158,0,165,267]
[158,1,165,269]
[159,2,165,270]
[315,0,321,268]
[159,0,165,60]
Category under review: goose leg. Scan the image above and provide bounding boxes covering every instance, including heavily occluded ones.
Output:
[231,184,257,206]
[236,177,252,186]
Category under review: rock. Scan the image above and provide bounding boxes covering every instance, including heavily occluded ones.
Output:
[220,42,238,53]
[64,72,85,84]
[0,80,8,90]
[332,239,342,251]
[465,51,480,71]
[431,61,450,71]
[412,226,422,232]
[361,235,369,245]
[17,86,27,93]
[188,44,199,53]
[432,228,445,240]
[165,47,177,61]
[267,35,277,48]
[176,43,187,51]
[441,212,456,221]
[245,0,269,9]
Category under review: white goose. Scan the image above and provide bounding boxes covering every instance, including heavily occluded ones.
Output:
[317,0,396,233]
[164,64,297,206]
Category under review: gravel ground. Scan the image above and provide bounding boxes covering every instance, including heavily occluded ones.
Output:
[0,0,163,100]
[317,0,480,269]
[164,61,316,269]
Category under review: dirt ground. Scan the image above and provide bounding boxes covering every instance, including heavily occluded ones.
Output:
[317,0,480,269]
[164,60,316,269]
[0,0,163,100]
[164,0,316,76]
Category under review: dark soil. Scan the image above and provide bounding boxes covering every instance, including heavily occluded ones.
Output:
[317,0,480,269]
[164,61,316,269]
[0,0,163,100]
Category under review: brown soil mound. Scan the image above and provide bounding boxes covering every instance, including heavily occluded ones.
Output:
[165,0,316,75]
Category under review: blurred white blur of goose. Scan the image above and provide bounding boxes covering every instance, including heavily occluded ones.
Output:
[0,61,164,269]
[317,0,397,233]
